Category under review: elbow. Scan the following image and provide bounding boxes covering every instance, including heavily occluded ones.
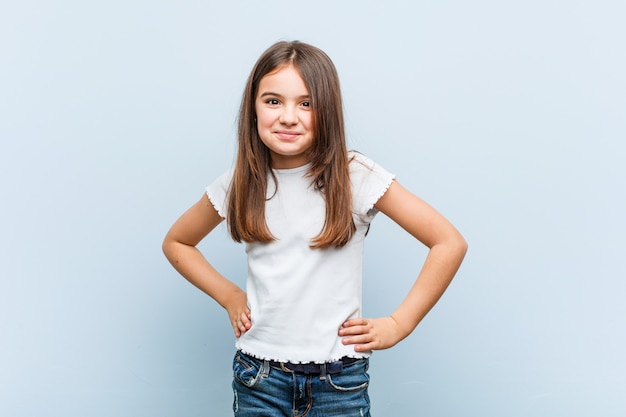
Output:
[162,237,182,268]
[430,232,467,264]
[459,234,468,256]
[452,233,468,266]
[437,231,467,262]
[161,239,170,260]
[161,238,169,256]
[454,229,468,255]
[162,234,175,260]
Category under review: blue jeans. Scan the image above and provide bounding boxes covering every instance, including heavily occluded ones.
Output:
[232,351,371,417]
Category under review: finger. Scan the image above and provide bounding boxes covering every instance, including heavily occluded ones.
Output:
[341,318,368,328]
[232,316,245,337]
[341,332,374,345]
[339,323,371,337]
[240,311,252,330]
[340,319,370,335]
[238,320,247,333]
[353,341,377,352]
[346,340,378,352]
[338,326,364,336]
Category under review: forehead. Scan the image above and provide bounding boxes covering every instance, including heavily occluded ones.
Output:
[258,64,308,93]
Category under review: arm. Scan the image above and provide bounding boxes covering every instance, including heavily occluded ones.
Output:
[162,195,251,337]
[339,180,467,351]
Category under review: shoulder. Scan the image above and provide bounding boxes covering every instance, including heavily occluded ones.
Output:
[205,168,234,218]
[348,150,374,170]
[348,150,394,181]
[348,150,396,214]
[208,168,234,190]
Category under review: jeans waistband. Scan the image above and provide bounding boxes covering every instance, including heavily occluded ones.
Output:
[268,356,361,375]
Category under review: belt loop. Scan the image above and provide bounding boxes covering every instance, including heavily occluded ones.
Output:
[280,362,293,373]
[261,360,270,378]
[320,363,327,380]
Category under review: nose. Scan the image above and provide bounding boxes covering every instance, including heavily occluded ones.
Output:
[279,105,298,126]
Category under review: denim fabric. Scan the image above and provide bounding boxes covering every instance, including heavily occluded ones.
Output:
[232,351,371,417]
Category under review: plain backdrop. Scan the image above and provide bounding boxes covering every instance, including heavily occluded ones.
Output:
[1,1,625,416]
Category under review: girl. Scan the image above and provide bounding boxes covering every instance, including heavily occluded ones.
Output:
[163,41,467,417]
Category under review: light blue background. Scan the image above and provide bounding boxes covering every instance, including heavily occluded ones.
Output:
[1,1,625,416]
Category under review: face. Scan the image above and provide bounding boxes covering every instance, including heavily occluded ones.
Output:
[255,64,314,169]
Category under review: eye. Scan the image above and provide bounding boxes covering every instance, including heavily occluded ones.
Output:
[301,101,311,107]
[266,98,280,105]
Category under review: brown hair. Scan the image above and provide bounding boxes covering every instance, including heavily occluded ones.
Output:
[227,40,355,248]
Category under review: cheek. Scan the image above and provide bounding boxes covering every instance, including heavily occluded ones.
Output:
[255,112,273,143]
[299,111,312,128]
[255,109,273,129]
[304,113,315,134]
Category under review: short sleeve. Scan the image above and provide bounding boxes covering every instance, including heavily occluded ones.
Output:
[349,151,395,218]
[205,169,233,218]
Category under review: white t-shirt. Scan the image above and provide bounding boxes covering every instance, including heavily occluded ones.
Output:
[206,152,395,363]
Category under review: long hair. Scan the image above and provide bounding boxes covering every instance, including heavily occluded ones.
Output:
[227,41,355,249]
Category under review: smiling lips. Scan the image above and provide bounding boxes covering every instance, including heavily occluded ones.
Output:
[274,130,301,141]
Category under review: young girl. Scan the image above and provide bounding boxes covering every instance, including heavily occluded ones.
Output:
[163,41,467,417]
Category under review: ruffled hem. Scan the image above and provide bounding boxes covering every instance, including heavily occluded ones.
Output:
[364,175,396,214]
[205,191,225,218]
[348,150,396,216]
[236,346,371,364]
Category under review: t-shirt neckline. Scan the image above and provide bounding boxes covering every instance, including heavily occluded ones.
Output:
[272,163,311,175]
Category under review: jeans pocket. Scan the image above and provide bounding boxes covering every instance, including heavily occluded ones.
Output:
[325,360,370,392]
[233,352,265,388]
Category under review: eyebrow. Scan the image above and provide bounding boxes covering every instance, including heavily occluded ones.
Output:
[258,92,310,100]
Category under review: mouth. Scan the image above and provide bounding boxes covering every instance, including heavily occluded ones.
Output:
[274,131,301,140]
